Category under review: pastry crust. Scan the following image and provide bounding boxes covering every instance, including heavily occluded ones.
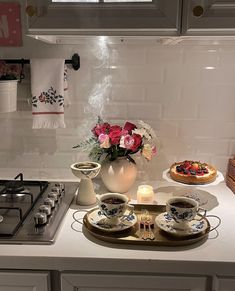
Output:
[169,161,217,185]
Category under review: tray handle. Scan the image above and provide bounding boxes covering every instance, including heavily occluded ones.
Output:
[206,214,221,233]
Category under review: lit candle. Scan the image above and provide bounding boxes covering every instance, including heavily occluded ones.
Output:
[137,185,154,204]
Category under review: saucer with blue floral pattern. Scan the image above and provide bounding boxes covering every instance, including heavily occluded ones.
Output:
[155,212,209,237]
[87,208,138,233]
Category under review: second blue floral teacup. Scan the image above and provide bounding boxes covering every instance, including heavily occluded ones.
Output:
[166,196,203,230]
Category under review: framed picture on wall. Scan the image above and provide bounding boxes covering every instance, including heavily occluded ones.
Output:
[0,2,22,46]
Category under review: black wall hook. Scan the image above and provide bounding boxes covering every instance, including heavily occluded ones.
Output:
[70,53,80,71]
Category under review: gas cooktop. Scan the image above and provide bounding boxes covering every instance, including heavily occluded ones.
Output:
[0,173,77,244]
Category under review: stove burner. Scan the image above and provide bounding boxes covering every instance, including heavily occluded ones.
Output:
[0,173,33,203]
[5,180,25,194]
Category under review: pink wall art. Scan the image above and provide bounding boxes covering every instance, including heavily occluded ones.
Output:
[0,2,22,46]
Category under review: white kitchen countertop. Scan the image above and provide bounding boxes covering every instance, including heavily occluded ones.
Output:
[0,179,234,276]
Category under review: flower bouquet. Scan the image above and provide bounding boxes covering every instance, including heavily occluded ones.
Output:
[74,117,157,162]
[0,61,21,80]
[0,61,21,112]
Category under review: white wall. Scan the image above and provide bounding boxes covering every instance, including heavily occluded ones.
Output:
[0,3,234,181]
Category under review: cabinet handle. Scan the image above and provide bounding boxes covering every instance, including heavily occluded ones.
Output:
[25,5,37,17]
[193,5,204,17]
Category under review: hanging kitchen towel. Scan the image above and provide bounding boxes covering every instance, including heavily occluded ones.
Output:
[30,58,67,129]
[63,64,71,107]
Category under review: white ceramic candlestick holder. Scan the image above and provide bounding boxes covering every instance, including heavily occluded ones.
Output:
[71,161,101,206]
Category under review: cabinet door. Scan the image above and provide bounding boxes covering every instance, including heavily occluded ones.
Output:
[0,271,50,291]
[182,0,235,35]
[61,273,207,291]
[26,0,181,36]
[216,276,235,291]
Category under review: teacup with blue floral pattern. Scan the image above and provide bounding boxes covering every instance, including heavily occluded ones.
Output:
[166,197,200,230]
[96,193,134,225]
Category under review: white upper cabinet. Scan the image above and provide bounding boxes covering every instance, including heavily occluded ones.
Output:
[181,0,235,35]
[26,0,181,36]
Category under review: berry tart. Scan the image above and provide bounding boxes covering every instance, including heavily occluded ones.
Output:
[169,160,217,185]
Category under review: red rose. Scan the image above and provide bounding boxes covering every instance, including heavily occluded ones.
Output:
[129,134,142,152]
[109,125,122,132]
[92,122,110,137]
[109,125,122,145]
[39,94,46,102]
[124,122,137,133]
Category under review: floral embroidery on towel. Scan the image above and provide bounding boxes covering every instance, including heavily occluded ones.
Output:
[32,86,64,108]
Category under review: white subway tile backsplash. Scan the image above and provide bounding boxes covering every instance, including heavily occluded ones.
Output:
[164,66,200,85]
[160,137,195,155]
[178,120,216,138]
[211,156,231,173]
[110,45,146,66]
[183,49,219,68]
[219,50,235,66]
[181,85,217,102]
[6,154,43,168]
[213,122,235,139]
[162,101,197,120]
[146,47,183,67]
[146,84,181,102]
[1,38,235,179]
[111,85,145,102]
[127,102,162,120]
[153,121,178,138]
[41,153,75,169]
[104,103,128,119]
[229,141,235,156]
[194,138,229,155]
[127,66,164,84]
[198,102,235,121]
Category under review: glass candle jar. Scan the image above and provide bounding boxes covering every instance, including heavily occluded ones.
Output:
[137,185,154,204]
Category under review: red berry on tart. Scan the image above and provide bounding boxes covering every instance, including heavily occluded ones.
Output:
[169,160,217,185]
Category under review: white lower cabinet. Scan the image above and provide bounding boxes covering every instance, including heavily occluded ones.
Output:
[0,271,50,291]
[216,276,235,291]
[61,273,207,291]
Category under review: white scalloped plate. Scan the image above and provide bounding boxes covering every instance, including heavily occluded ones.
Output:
[162,169,224,187]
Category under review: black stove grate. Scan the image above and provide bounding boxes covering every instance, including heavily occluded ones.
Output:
[0,174,48,237]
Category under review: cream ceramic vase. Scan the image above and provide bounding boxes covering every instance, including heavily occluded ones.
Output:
[0,80,18,113]
[100,156,137,193]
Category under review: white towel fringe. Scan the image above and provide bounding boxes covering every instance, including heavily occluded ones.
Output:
[33,115,66,129]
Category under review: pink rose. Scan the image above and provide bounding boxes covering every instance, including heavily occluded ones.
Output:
[98,133,111,149]
[120,134,135,150]
[129,134,142,152]
[124,122,137,133]
[92,122,110,137]
[109,125,122,145]
[152,145,157,156]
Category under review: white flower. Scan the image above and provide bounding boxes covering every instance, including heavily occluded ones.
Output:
[141,144,157,161]
[138,120,157,142]
[132,128,148,139]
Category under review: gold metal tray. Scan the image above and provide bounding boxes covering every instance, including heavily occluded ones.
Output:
[83,204,210,246]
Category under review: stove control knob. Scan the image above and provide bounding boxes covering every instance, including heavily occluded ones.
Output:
[51,186,60,194]
[34,212,47,226]
[39,204,51,216]
[48,192,59,202]
[54,183,65,195]
[44,197,55,208]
